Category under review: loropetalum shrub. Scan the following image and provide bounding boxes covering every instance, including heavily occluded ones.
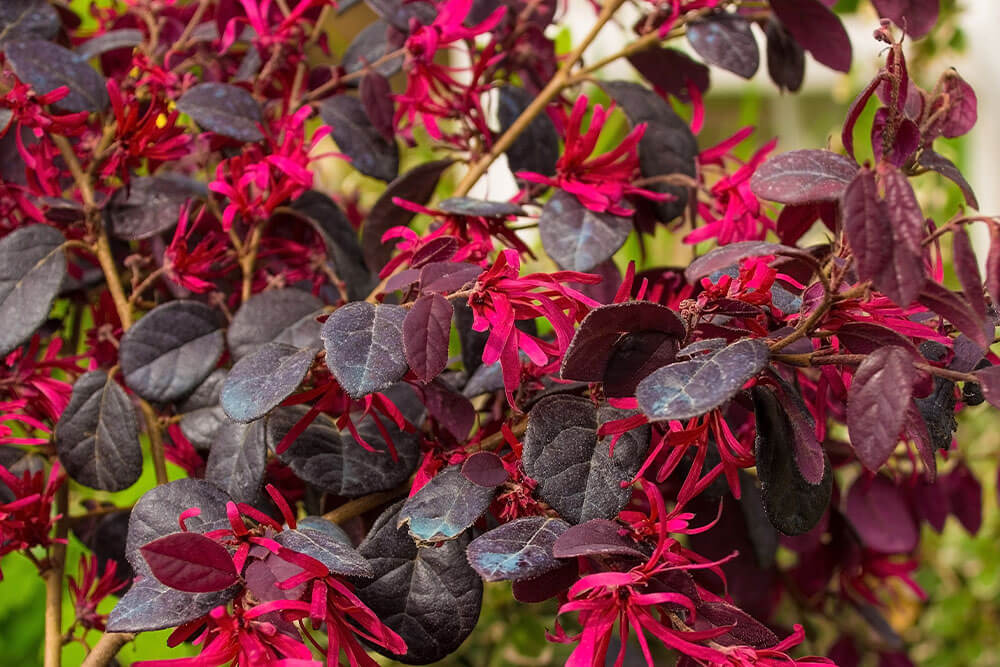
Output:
[1,0,998,665]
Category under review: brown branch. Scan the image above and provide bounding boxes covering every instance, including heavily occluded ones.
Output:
[80,632,136,667]
[239,223,265,304]
[140,400,169,486]
[43,484,70,667]
[323,486,409,525]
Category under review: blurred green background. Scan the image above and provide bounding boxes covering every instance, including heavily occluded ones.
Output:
[2,0,997,665]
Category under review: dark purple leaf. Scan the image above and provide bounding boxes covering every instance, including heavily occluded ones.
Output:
[0,1,60,47]
[637,339,769,422]
[398,466,497,542]
[437,197,524,218]
[769,0,852,73]
[319,94,398,182]
[676,338,727,358]
[204,418,268,504]
[687,12,759,79]
[220,342,316,423]
[76,28,144,60]
[752,386,832,535]
[179,370,228,450]
[552,518,646,559]
[627,46,710,101]
[917,281,988,349]
[765,18,805,92]
[698,602,780,649]
[403,293,453,383]
[915,376,958,451]
[362,159,452,271]
[297,516,352,545]
[770,378,825,485]
[419,261,483,294]
[917,150,979,209]
[342,20,403,78]
[466,517,570,582]
[107,577,237,633]
[750,150,858,205]
[176,82,263,142]
[847,346,917,472]
[523,396,650,524]
[108,176,205,240]
[907,397,938,479]
[604,81,698,223]
[365,0,435,31]
[356,502,482,664]
[410,236,459,267]
[844,476,919,552]
[274,528,374,578]
[321,301,408,398]
[4,40,109,112]
[360,72,396,142]
[952,225,986,319]
[0,224,67,356]
[461,451,509,487]
[561,301,685,384]
[119,300,225,402]
[883,170,924,254]
[871,0,939,38]
[55,371,142,492]
[227,288,323,360]
[539,190,632,272]
[271,406,420,496]
[842,168,924,306]
[975,365,1000,410]
[908,474,948,532]
[604,330,684,398]
[842,77,883,161]
[498,84,559,178]
[140,532,238,593]
[836,321,921,358]
[945,462,982,534]
[871,111,920,167]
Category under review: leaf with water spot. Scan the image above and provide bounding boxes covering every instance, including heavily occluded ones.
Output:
[466,517,569,582]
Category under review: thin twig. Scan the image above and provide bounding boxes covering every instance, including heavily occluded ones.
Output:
[43,485,70,667]
[80,632,136,667]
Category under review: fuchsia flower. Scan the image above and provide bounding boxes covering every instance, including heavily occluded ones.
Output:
[68,555,128,632]
[395,0,505,143]
[208,106,328,230]
[554,480,829,666]
[518,96,668,216]
[102,80,190,183]
[219,0,328,53]
[467,249,600,404]
[164,203,234,293]
[1,336,83,435]
[0,462,65,580]
[685,127,777,245]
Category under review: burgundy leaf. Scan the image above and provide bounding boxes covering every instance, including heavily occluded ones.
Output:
[844,476,919,553]
[770,379,825,485]
[904,400,937,480]
[928,69,977,139]
[842,168,924,306]
[360,72,396,142]
[842,77,883,161]
[908,474,948,531]
[552,519,646,559]
[403,293,453,383]
[775,203,820,245]
[750,150,858,205]
[422,379,476,440]
[140,532,238,593]
[687,12,759,79]
[871,0,940,38]
[419,261,483,294]
[871,110,920,167]
[461,451,509,487]
[882,170,924,254]
[769,0,852,73]
[952,225,986,319]
[945,462,982,534]
[764,18,805,92]
[836,322,921,359]
[918,150,979,209]
[847,346,916,472]
[988,223,1000,307]
[974,366,1000,410]
[917,281,989,349]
